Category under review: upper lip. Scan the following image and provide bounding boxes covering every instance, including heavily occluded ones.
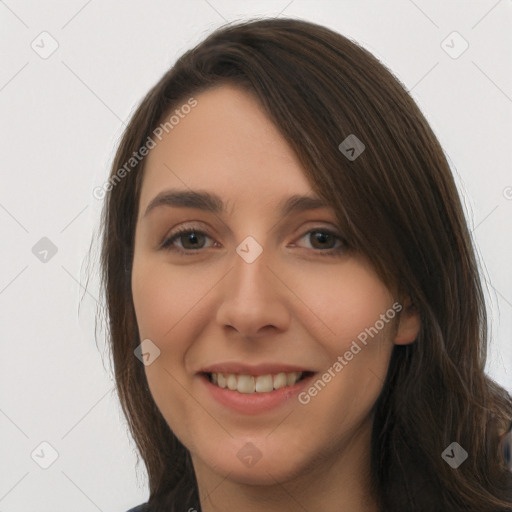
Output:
[199,362,315,376]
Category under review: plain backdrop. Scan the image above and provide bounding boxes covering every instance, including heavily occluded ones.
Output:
[1,1,511,510]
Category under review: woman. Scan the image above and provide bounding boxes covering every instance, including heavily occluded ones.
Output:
[98,18,512,511]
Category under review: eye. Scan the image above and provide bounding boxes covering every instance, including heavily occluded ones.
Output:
[294,229,346,254]
[160,227,215,253]
[160,226,346,256]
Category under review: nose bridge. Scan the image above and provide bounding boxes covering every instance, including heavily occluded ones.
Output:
[216,241,290,337]
[228,231,272,297]
[231,245,270,300]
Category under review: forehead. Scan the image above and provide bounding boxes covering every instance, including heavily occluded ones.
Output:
[138,84,315,211]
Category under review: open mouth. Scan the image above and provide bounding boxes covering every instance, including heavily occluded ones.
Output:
[205,371,313,394]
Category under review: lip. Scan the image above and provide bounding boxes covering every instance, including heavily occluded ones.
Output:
[198,362,314,376]
[199,371,316,415]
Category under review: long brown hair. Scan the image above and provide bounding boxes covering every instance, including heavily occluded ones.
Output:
[99,18,512,511]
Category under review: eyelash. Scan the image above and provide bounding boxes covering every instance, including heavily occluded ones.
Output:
[160,225,347,256]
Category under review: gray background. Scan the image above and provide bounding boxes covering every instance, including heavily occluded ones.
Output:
[1,0,511,510]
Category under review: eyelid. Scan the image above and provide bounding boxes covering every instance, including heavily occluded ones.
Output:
[160,222,346,254]
[294,228,345,251]
[159,222,214,251]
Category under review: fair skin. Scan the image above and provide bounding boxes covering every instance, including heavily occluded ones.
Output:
[131,84,420,511]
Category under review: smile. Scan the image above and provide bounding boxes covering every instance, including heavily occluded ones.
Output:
[207,371,307,394]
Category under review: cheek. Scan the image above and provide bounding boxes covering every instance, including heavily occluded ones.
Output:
[131,257,213,341]
[293,265,397,425]
[285,259,396,349]
[131,258,212,445]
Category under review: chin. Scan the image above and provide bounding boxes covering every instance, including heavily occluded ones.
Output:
[195,440,311,486]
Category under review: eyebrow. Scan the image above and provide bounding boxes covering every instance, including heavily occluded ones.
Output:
[142,189,328,218]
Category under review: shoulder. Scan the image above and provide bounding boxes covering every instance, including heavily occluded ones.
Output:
[125,504,148,512]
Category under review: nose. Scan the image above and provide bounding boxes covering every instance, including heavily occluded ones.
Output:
[215,247,291,340]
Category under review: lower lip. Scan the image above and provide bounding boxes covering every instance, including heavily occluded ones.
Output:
[200,373,315,415]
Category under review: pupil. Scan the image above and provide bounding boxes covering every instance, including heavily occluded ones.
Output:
[312,231,332,248]
[183,232,204,249]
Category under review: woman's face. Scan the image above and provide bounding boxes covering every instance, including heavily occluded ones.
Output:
[131,84,419,487]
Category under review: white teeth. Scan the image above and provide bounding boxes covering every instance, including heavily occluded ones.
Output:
[255,374,273,393]
[226,374,237,391]
[209,371,304,394]
[273,372,287,390]
[287,372,300,386]
[237,375,255,393]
